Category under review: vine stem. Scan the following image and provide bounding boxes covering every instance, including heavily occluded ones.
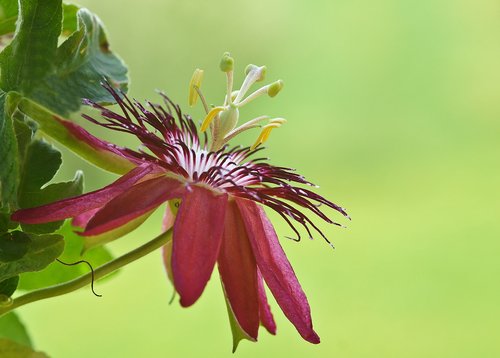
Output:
[0,229,173,317]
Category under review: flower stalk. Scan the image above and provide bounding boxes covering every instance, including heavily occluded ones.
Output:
[0,229,173,317]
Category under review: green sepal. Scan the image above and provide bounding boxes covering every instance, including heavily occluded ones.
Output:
[16,95,135,175]
[221,283,256,353]
[82,209,155,252]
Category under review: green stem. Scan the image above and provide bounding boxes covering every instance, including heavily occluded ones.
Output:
[0,229,173,317]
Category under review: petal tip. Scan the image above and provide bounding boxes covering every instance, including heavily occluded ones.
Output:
[306,331,321,344]
[266,324,277,336]
[179,296,196,308]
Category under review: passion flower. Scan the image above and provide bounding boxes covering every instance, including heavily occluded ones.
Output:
[12,53,349,350]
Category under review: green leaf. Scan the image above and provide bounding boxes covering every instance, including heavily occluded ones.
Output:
[0,0,63,93]
[62,4,79,36]
[0,313,32,348]
[0,91,19,213]
[19,222,113,290]
[0,0,18,36]
[0,338,47,358]
[16,96,134,175]
[17,139,84,234]
[0,2,80,38]
[0,276,19,297]
[0,213,17,234]
[19,140,62,198]
[0,214,8,233]
[0,231,30,262]
[24,172,84,210]
[30,8,128,116]
[0,232,64,282]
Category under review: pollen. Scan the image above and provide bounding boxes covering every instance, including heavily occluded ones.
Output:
[251,119,286,150]
[188,68,204,106]
[201,106,224,132]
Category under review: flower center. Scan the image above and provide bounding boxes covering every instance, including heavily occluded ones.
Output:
[188,52,286,152]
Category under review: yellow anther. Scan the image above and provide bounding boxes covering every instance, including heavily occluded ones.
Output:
[250,123,282,150]
[188,68,204,106]
[261,123,281,141]
[201,106,225,132]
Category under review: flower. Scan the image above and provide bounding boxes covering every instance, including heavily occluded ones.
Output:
[12,54,349,350]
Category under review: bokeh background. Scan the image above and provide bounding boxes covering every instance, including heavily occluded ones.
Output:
[17,0,500,357]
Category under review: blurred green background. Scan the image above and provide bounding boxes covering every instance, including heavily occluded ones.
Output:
[17,0,500,357]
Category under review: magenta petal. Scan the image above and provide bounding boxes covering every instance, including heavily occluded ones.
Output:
[236,198,320,344]
[82,176,185,236]
[257,270,277,335]
[11,164,154,224]
[172,186,228,307]
[72,208,100,229]
[218,200,259,340]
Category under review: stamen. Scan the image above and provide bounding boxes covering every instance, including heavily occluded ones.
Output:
[267,80,284,98]
[193,86,210,114]
[269,118,287,125]
[223,115,270,143]
[201,106,224,132]
[188,68,204,106]
[251,122,282,150]
[237,80,284,108]
[235,85,269,107]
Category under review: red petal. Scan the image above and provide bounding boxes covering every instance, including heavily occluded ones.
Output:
[172,185,227,307]
[236,198,320,344]
[81,176,184,236]
[11,164,154,224]
[218,200,259,340]
[72,208,100,229]
[257,270,277,335]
